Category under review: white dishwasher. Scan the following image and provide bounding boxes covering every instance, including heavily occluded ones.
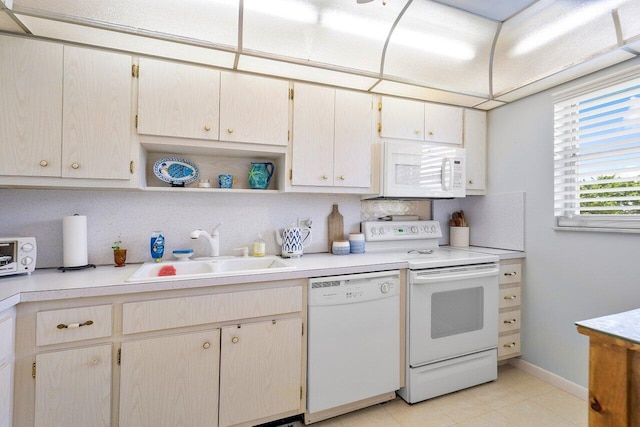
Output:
[306,270,400,422]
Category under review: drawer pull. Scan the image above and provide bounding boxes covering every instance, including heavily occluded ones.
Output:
[503,319,517,324]
[503,342,517,348]
[503,295,518,300]
[202,342,210,349]
[503,272,517,276]
[231,336,239,344]
[57,320,94,329]
[590,397,602,413]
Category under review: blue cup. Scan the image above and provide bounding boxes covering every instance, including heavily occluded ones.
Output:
[218,174,233,188]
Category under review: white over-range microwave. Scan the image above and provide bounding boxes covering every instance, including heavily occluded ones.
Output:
[378,141,466,198]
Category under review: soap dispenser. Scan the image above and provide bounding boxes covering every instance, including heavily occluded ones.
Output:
[253,234,265,257]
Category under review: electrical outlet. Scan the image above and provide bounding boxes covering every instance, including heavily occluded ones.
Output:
[297,217,312,228]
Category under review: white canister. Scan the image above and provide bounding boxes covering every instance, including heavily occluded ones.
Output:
[332,240,350,255]
[450,226,470,247]
[348,233,365,254]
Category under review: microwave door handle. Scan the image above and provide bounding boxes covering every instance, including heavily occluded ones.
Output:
[441,158,451,191]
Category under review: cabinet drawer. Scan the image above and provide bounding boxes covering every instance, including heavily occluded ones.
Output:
[36,305,112,346]
[499,263,521,285]
[123,286,302,335]
[499,310,521,333]
[498,332,521,359]
[499,286,521,309]
[0,316,14,366]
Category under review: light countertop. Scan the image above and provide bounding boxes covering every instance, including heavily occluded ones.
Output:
[576,308,640,346]
[0,246,525,312]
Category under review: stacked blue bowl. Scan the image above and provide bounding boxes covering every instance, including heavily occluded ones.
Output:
[349,233,365,254]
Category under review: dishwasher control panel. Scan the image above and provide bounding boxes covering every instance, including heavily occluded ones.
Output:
[308,271,400,306]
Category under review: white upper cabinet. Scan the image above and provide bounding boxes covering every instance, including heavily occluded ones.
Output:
[0,36,63,177]
[219,72,289,146]
[464,109,487,194]
[334,90,374,188]
[292,83,335,187]
[292,83,373,190]
[424,103,463,145]
[137,57,220,141]
[0,37,132,181]
[380,96,424,141]
[380,96,463,145]
[62,46,132,180]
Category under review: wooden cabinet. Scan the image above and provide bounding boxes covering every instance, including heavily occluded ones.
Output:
[0,37,132,182]
[34,344,112,427]
[379,96,424,141]
[379,96,463,145]
[464,109,487,194]
[0,36,63,177]
[219,72,289,146]
[0,308,15,427]
[577,313,640,427]
[137,57,221,141]
[62,46,132,180]
[292,83,373,189]
[119,330,220,427]
[219,318,302,427]
[424,103,462,144]
[498,260,522,361]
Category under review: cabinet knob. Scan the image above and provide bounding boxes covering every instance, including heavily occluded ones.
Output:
[504,295,517,300]
[227,128,234,134]
[503,342,517,348]
[414,130,421,134]
[428,130,434,135]
[503,319,517,324]
[202,342,210,349]
[504,272,517,276]
[590,397,602,413]
[322,175,328,180]
[39,160,48,167]
[338,175,346,181]
[204,125,211,131]
[89,358,99,366]
[231,336,239,344]
[468,179,474,185]
[71,162,80,169]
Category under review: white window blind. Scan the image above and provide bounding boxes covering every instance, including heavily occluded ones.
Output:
[553,72,640,231]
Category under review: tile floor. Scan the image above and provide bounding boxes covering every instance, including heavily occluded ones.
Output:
[312,365,588,427]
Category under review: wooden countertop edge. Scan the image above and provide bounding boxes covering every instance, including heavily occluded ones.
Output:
[577,324,640,351]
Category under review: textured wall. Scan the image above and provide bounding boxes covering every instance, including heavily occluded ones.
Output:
[0,189,363,268]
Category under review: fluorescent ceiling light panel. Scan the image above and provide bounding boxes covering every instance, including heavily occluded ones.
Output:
[320,10,387,41]
[511,0,627,56]
[244,0,318,24]
[392,28,476,60]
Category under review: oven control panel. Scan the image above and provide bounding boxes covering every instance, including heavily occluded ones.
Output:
[362,221,442,241]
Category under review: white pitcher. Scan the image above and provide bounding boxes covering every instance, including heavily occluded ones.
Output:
[275,226,312,258]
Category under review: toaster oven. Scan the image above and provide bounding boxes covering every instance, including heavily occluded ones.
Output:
[0,237,37,277]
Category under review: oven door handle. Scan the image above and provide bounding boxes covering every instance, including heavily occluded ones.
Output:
[412,267,498,284]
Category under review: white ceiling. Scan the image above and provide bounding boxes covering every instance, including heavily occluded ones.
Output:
[433,0,538,21]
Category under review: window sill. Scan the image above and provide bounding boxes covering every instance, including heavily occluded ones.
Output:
[553,226,640,234]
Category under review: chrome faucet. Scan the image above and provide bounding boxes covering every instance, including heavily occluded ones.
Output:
[190,223,222,257]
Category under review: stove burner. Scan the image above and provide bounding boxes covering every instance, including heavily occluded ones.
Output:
[408,249,433,255]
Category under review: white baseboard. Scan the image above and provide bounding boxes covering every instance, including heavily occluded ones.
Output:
[508,358,588,401]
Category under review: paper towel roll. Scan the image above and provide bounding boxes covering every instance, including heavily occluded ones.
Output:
[63,215,88,267]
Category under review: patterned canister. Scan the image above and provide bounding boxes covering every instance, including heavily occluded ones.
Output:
[349,233,365,254]
[332,240,350,255]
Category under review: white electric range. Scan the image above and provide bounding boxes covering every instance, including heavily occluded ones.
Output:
[362,220,500,403]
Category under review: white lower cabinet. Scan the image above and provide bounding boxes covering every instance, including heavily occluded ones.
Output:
[119,329,221,427]
[498,260,523,361]
[14,282,305,427]
[0,362,12,427]
[34,344,112,427]
[219,318,302,427]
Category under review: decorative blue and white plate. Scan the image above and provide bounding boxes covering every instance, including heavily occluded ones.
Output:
[153,158,199,185]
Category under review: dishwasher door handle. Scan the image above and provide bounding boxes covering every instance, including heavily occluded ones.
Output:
[412,266,498,284]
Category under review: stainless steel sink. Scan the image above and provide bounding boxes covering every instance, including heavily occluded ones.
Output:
[126,256,295,282]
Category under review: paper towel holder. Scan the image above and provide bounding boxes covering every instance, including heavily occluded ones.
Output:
[59,213,97,272]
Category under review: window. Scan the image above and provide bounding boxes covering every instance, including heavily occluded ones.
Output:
[553,68,640,232]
